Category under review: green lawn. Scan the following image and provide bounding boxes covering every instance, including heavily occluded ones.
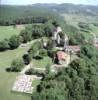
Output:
[0,47,31,100]
[0,25,24,41]
[32,80,41,92]
[0,25,43,100]
[0,48,27,69]
[32,57,52,68]
[0,72,31,100]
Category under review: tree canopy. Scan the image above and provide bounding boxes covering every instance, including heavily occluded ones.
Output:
[32,44,98,100]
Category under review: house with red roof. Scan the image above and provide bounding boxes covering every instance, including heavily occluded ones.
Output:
[55,51,70,65]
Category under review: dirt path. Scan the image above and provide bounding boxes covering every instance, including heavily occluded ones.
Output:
[20,64,31,74]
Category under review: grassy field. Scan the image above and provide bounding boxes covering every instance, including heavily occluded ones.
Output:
[62,13,98,40]
[0,25,47,100]
[0,72,31,100]
[0,25,31,100]
[0,48,27,69]
[0,25,24,41]
[32,57,52,68]
[32,80,41,92]
[0,47,31,100]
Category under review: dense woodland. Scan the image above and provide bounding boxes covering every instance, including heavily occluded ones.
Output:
[0,4,98,25]
[32,44,98,100]
[0,5,60,25]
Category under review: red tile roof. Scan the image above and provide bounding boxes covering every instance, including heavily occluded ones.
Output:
[57,51,66,60]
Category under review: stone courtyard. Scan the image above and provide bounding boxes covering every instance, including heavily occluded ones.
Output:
[12,75,41,94]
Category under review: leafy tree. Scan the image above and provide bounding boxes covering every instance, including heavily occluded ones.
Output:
[80,44,97,59]
[39,49,47,57]
[20,29,32,43]
[52,20,59,27]
[44,21,54,37]
[69,59,87,77]
[32,25,45,39]
[69,33,85,45]
[28,40,43,57]
[0,39,10,51]
[47,39,56,50]
[9,35,21,49]
[32,56,98,100]
[45,63,51,74]
[10,58,24,72]
[23,54,32,65]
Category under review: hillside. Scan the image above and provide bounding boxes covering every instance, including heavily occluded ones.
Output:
[32,3,98,16]
[0,5,60,25]
[1,3,98,21]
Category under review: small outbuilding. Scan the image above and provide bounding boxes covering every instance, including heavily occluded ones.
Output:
[55,51,70,65]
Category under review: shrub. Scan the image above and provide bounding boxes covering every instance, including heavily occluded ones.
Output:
[28,40,43,57]
[9,35,21,49]
[20,29,32,43]
[23,54,32,65]
[25,68,45,76]
[39,49,47,57]
[0,39,10,51]
[10,58,24,72]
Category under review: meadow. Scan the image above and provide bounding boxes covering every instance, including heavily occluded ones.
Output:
[32,56,52,68]
[0,47,31,100]
[0,25,24,41]
[62,14,98,39]
[0,25,31,100]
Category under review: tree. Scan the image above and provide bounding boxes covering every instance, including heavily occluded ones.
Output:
[32,53,98,100]
[69,76,85,100]
[39,49,47,57]
[70,59,87,77]
[10,58,24,72]
[28,41,43,57]
[0,39,10,51]
[45,63,51,74]
[69,33,85,45]
[23,54,32,65]
[80,44,97,59]
[44,21,54,37]
[9,35,21,49]
[32,25,45,39]
[20,29,32,43]
[52,20,59,27]
[47,39,56,50]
